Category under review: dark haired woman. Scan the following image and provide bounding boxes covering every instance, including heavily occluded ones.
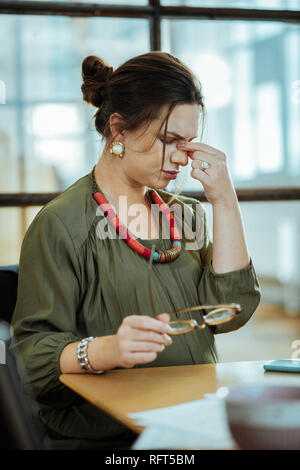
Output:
[11,52,261,450]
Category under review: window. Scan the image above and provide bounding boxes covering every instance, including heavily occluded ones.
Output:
[0,14,150,193]
[161,18,300,192]
[1,1,300,280]
[0,12,149,263]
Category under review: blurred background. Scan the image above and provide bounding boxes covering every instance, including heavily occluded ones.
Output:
[0,0,300,362]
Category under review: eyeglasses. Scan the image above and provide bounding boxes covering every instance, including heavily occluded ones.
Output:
[164,303,242,335]
[147,243,242,335]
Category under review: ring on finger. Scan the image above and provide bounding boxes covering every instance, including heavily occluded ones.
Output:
[200,161,210,170]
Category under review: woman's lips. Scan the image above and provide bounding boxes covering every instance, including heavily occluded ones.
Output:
[162,170,179,180]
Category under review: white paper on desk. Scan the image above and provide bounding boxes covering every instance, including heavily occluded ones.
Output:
[128,396,235,450]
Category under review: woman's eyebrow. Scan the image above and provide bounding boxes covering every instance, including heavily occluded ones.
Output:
[166,131,197,140]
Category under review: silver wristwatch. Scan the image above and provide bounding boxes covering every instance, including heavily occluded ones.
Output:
[77,336,104,374]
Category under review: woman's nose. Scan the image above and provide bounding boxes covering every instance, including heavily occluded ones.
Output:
[170,144,189,167]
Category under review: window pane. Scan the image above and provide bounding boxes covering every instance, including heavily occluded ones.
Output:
[256,82,283,172]
[0,16,17,102]
[0,106,20,192]
[1,14,149,191]
[161,0,300,9]
[0,208,22,265]
[30,104,84,137]
[15,0,148,3]
[161,19,300,192]
[20,16,149,101]
[0,13,149,261]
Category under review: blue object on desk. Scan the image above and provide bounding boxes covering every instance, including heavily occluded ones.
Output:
[264,359,300,373]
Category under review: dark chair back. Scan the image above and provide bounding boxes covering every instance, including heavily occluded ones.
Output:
[0,321,44,450]
[0,265,18,324]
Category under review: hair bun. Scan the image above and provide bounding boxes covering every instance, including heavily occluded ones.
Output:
[81,55,114,107]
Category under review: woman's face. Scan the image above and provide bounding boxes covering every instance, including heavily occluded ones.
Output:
[117,103,200,190]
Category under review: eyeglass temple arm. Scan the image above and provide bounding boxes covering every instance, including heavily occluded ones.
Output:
[165,304,241,316]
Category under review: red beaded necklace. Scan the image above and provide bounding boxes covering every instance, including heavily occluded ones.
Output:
[92,166,182,263]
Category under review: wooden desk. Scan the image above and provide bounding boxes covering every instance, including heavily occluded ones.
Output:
[60,360,300,435]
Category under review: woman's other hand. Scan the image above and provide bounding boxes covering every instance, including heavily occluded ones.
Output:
[177,141,237,206]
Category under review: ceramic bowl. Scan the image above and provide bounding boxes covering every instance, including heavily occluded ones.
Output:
[224,384,300,450]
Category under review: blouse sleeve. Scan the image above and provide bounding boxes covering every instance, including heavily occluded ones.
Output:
[10,209,82,408]
[196,204,261,335]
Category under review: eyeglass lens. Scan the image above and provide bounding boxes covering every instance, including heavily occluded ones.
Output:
[168,323,194,334]
[204,309,234,324]
[168,309,235,334]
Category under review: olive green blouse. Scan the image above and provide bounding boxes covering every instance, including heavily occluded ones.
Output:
[10,171,261,449]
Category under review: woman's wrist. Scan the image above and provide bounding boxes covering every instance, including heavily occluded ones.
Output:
[211,190,238,210]
[87,335,120,371]
[60,335,120,374]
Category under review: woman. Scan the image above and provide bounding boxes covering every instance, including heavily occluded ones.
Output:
[11,52,261,450]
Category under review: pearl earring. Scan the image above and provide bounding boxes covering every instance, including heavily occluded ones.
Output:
[110,141,125,158]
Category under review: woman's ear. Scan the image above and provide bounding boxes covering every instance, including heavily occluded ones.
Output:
[109,113,125,142]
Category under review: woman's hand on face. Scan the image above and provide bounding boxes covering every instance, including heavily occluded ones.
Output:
[177,141,237,206]
[114,313,172,369]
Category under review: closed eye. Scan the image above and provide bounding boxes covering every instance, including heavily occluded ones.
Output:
[160,138,175,145]
[160,136,197,145]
